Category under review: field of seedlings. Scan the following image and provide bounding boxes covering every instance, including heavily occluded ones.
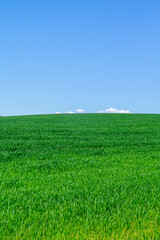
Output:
[0,113,160,239]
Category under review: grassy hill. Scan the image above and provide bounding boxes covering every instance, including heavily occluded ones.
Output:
[0,114,160,239]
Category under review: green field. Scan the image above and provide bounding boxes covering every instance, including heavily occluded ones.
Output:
[0,114,160,239]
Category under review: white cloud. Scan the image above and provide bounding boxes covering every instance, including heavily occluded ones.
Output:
[97,108,130,114]
[66,111,74,114]
[65,109,85,114]
[55,108,130,114]
[75,109,85,113]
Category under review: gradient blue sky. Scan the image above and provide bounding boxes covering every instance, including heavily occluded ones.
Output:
[1,0,160,116]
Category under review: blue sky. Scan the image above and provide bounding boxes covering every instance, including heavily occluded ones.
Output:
[0,0,160,115]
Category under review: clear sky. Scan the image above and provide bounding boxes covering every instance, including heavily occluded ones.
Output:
[1,0,160,116]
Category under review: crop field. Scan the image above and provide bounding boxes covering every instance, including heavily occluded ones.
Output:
[0,113,160,239]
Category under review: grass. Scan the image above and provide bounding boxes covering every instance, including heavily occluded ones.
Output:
[0,113,160,239]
